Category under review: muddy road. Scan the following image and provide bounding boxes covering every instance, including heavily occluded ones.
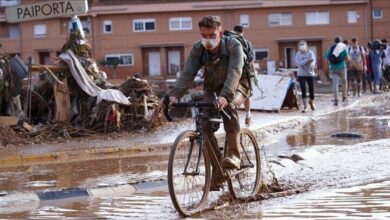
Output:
[0,95,390,219]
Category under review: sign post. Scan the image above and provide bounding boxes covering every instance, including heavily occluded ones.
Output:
[5,0,88,23]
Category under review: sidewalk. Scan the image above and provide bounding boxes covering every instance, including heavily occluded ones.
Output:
[0,91,384,167]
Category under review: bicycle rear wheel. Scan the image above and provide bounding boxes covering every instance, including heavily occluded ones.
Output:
[168,130,211,217]
[228,128,261,199]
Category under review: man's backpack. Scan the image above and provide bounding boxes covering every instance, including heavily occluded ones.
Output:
[223,30,254,63]
[222,30,257,93]
[327,45,344,65]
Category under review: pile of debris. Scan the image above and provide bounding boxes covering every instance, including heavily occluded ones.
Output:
[0,16,162,144]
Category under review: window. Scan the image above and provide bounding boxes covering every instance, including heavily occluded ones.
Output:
[254,49,269,60]
[240,14,249,28]
[268,13,292,26]
[68,19,91,34]
[33,24,46,37]
[8,24,20,39]
[373,8,383,19]
[347,10,358,23]
[103,20,112,33]
[169,17,192,30]
[105,54,134,66]
[305,11,330,25]
[0,0,20,7]
[133,19,155,32]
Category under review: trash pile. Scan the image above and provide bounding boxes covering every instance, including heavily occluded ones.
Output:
[0,15,161,144]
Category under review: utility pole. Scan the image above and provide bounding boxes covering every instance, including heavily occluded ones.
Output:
[370,0,374,41]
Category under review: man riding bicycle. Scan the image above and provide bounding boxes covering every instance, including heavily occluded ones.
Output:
[162,16,250,190]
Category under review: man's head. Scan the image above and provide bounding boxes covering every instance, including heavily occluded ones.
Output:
[382,38,388,44]
[335,36,342,44]
[198,16,223,50]
[351,37,358,47]
[233,25,244,36]
[298,40,308,52]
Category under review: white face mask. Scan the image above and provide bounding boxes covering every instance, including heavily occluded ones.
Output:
[201,38,219,50]
[299,45,307,52]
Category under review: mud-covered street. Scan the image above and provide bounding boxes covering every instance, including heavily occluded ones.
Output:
[0,94,390,219]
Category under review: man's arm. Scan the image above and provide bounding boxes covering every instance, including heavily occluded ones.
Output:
[361,47,367,71]
[168,43,202,99]
[220,38,244,102]
[344,50,350,63]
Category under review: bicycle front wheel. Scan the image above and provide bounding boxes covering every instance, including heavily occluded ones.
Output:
[228,128,261,199]
[168,130,211,217]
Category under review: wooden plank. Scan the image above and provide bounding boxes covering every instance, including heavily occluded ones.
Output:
[54,79,71,123]
[0,116,17,126]
[31,65,68,73]
[22,122,33,132]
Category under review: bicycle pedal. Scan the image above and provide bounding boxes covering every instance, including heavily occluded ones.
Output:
[209,118,223,123]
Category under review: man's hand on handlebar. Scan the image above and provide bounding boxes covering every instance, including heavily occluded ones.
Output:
[215,96,228,111]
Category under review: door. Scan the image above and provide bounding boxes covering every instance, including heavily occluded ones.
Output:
[39,52,51,65]
[168,51,180,75]
[285,47,296,68]
[148,52,161,76]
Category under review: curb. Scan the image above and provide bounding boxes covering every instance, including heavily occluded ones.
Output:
[0,179,168,207]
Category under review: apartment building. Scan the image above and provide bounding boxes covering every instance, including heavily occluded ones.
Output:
[0,0,389,79]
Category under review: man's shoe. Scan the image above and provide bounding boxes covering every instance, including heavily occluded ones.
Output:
[222,156,240,169]
[334,100,338,106]
[209,182,223,191]
[342,97,348,102]
[209,176,224,191]
[245,117,251,125]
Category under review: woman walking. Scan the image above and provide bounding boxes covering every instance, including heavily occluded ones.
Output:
[295,40,316,112]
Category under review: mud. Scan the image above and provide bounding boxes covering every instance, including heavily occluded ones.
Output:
[0,125,25,147]
[1,95,390,218]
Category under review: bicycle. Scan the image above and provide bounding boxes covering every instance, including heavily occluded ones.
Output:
[163,95,261,217]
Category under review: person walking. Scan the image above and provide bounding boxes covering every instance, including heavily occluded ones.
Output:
[325,36,350,106]
[382,39,390,88]
[347,37,366,97]
[162,16,245,190]
[232,25,255,124]
[295,40,316,112]
[370,40,385,94]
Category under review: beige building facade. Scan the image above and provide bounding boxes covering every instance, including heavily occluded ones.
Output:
[0,0,389,79]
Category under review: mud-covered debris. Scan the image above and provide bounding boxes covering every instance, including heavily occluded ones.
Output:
[331,132,365,138]
[278,154,304,162]
[0,125,25,147]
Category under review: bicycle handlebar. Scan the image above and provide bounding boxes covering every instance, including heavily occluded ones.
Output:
[163,95,231,122]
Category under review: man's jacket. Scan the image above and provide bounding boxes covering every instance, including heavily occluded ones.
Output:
[169,37,244,102]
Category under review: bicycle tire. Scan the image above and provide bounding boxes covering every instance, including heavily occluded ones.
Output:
[228,128,261,199]
[168,130,211,217]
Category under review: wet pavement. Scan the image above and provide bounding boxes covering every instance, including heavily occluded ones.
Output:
[0,94,390,219]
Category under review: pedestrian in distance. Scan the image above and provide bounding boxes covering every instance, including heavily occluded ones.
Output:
[347,37,367,97]
[325,36,350,106]
[364,43,374,93]
[381,39,390,89]
[232,25,255,125]
[369,40,386,94]
[295,40,316,112]
[162,16,246,190]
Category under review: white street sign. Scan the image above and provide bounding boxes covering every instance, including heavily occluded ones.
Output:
[5,0,88,23]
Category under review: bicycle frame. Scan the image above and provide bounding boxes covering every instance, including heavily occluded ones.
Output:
[177,103,253,182]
